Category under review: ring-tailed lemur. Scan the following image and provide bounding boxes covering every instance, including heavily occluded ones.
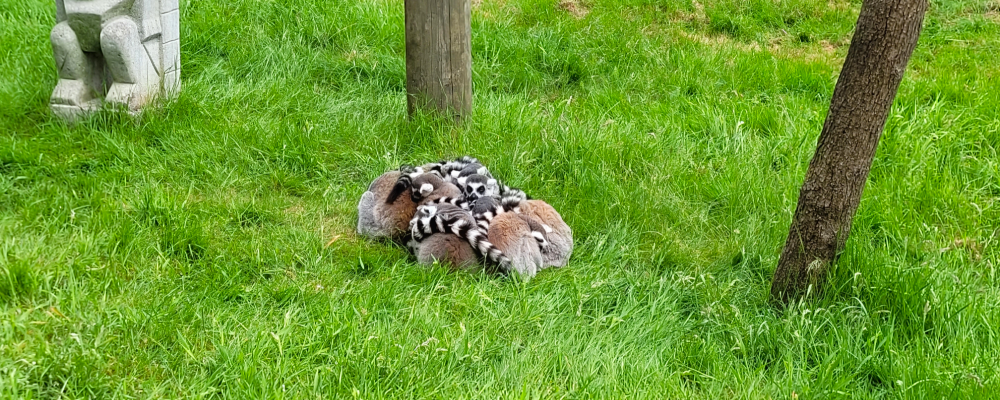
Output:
[486,212,547,278]
[471,196,505,230]
[409,173,463,205]
[413,233,479,270]
[471,196,549,248]
[441,156,483,177]
[415,156,481,182]
[449,162,492,184]
[409,203,512,272]
[387,156,485,204]
[453,172,528,210]
[385,164,425,205]
[357,170,418,240]
[404,172,482,266]
[517,200,573,268]
[390,156,526,205]
[458,173,501,202]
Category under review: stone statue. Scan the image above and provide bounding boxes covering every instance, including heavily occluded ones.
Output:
[50,0,180,120]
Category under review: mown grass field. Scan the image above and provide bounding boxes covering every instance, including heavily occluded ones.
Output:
[1,0,999,397]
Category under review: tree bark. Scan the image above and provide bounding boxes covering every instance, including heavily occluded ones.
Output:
[404,0,472,121]
[771,0,928,304]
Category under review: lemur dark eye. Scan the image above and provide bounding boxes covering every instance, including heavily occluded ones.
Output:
[477,187,485,194]
[465,186,473,193]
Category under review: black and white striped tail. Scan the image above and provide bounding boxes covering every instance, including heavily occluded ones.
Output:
[387,164,424,204]
[411,214,511,272]
[500,185,528,202]
[410,212,448,242]
[500,196,524,213]
[438,156,479,179]
[386,175,412,204]
[430,196,471,210]
[471,201,546,249]
[472,205,503,231]
[449,219,510,269]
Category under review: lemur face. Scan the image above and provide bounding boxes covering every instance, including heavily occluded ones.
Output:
[460,174,499,202]
[464,181,487,201]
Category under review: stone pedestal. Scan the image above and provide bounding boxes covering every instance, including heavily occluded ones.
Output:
[51,0,180,121]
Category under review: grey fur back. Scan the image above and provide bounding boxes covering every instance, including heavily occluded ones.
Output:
[504,235,543,277]
[356,191,379,237]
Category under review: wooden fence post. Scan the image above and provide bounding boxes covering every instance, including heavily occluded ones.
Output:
[404,0,472,120]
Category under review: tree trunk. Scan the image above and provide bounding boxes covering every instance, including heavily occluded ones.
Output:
[404,0,472,121]
[771,0,928,304]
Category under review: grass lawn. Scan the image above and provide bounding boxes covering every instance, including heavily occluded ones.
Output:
[2,0,999,397]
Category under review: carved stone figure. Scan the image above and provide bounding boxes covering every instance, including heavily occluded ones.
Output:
[50,0,180,120]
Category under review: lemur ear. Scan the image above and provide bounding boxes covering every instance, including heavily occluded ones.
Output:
[420,183,434,197]
[457,177,468,185]
[487,179,497,186]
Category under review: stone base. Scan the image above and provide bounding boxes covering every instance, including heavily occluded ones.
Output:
[51,101,103,123]
[50,0,181,122]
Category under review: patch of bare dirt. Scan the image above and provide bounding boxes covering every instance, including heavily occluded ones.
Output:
[766,34,844,65]
[948,237,984,261]
[692,0,705,15]
[978,1,999,21]
[284,204,305,217]
[672,0,707,24]
[317,211,362,248]
[826,0,854,11]
[678,29,761,52]
[819,39,837,54]
[559,0,589,19]
[472,0,506,19]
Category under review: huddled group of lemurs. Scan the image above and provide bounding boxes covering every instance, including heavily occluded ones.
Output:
[357,156,572,278]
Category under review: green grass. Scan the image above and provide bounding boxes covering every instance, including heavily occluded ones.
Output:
[1,0,999,397]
